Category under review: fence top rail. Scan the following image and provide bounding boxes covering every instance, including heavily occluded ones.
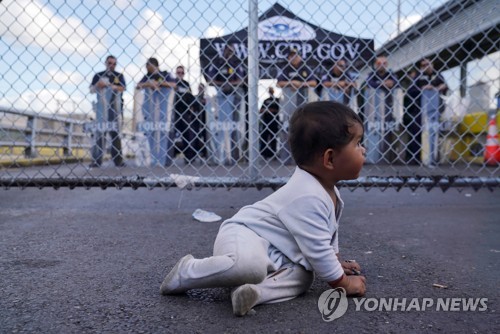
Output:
[0,107,87,125]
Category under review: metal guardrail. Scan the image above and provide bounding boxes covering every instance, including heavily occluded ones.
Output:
[0,107,92,157]
[0,108,137,161]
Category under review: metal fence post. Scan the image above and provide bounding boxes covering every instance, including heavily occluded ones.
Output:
[65,122,73,156]
[25,116,37,158]
[248,0,259,179]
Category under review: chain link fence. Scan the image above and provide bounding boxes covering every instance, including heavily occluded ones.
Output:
[1,0,499,191]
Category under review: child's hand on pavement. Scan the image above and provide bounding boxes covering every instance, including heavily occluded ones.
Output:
[329,275,366,296]
[342,260,361,275]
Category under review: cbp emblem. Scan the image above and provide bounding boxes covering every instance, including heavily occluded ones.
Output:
[228,67,234,74]
[258,16,316,41]
[302,71,307,77]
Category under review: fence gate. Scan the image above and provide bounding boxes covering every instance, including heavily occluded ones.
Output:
[1,0,499,191]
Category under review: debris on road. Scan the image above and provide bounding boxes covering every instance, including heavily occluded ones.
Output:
[192,209,222,223]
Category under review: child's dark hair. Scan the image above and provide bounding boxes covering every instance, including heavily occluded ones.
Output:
[288,101,362,166]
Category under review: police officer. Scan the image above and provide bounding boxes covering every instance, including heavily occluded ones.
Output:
[406,58,448,166]
[276,47,317,163]
[363,56,399,163]
[321,58,357,105]
[259,87,280,159]
[207,44,246,165]
[173,65,197,164]
[137,58,176,167]
[89,55,126,168]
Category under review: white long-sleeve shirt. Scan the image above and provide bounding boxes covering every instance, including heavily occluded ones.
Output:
[221,167,345,282]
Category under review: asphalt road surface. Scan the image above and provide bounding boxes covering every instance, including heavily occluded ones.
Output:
[1,186,499,333]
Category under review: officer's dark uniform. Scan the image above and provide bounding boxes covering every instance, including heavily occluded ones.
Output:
[207,53,246,165]
[259,95,280,159]
[277,63,315,107]
[276,59,316,164]
[405,71,447,164]
[90,70,126,167]
[174,79,197,163]
[364,69,400,163]
[138,70,175,166]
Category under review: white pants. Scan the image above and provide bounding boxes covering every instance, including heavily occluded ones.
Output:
[178,223,314,305]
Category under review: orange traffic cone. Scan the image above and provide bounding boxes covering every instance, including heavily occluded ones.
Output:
[484,115,500,165]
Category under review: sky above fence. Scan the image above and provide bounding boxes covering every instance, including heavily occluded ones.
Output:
[0,0,497,118]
